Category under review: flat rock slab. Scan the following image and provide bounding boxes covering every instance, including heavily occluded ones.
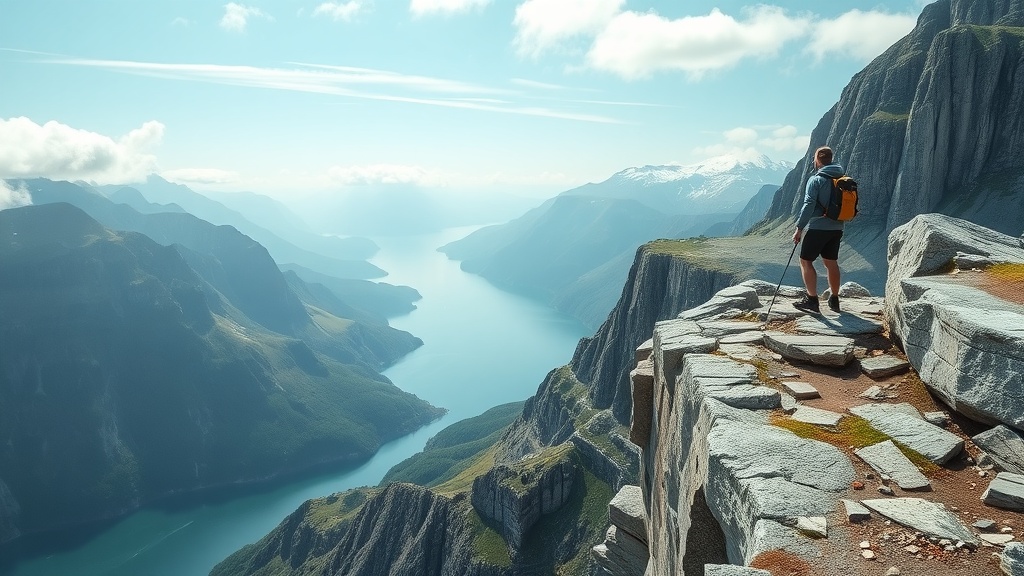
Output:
[861,498,979,544]
[792,406,843,427]
[855,440,931,490]
[698,320,763,337]
[782,381,820,400]
[718,343,760,362]
[841,499,871,522]
[849,403,963,464]
[704,566,771,576]
[609,485,647,545]
[858,385,894,400]
[719,331,765,345]
[860,355,912,379]
[923,411,949,427]
[795,313,884,336]
[980,533,1016,546]
[973,425,1024,476]
[763,332,855,367]
[982,472,1024,511]
[706,385,781,411]
[679,285,761,321]
[655,319,717,370]
[794,516,827,538]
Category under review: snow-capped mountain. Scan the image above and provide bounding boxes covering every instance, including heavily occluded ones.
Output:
[565,153,794,215]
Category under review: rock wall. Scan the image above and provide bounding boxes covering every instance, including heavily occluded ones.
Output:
[571,246,741,425]
[471,444,578,550]
[885,214,1024,429]
[638,344,855,575]
[755,0,1024,242]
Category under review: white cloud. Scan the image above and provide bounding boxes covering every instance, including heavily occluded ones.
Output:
[587,7,809,80]
[806,10,917,62]
[513,0,624,58]
[313,1,364,21]
[0,180,32,210]
[50,58,623,123]
[327,164,445,186]
[220,3,270,32]
[411,0,490,17]
[162,168,240,185]
[171,17,191,27]
[0,117,163,184]
[694,124,808,160]
[724,127,758,145]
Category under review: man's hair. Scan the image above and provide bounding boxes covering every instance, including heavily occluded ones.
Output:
[815,146,833,165]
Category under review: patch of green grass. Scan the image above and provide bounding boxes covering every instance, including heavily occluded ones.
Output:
[433,444,500,496]
[468,508,512,567]
[966,24,1024,50]
[771,413,939,475]
[304,488,377,531]
[867,110,910,123]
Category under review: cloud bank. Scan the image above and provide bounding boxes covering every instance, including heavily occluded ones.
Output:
[0,117,163,184]
[693,124,809,161]
[513,4,918,79]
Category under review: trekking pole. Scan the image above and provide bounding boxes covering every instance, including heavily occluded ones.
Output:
[762,241,798,329]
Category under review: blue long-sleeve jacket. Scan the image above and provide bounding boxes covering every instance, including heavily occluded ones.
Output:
[796,163,846,231]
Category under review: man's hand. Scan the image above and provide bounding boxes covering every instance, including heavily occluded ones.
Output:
[793,228,802,244]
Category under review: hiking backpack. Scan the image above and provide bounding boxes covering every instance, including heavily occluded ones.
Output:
[817,172,858,221]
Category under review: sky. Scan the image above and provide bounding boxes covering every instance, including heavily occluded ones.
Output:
[0,0,930,204]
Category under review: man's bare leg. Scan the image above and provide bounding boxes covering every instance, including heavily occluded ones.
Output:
[823,258,840,297]
[799,258,818,297]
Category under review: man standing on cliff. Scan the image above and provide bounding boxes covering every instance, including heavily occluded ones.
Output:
[792,146,845,314]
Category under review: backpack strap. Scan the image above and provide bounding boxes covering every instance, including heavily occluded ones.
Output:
[814,170,837,214]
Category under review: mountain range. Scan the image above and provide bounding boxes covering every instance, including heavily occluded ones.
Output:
[0,192,443,543]
[440,155,791,329]
[207,1,1024,575]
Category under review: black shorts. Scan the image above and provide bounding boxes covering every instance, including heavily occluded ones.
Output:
[800,229,843,261]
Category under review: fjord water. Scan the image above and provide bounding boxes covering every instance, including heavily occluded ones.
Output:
[2,226,590,576]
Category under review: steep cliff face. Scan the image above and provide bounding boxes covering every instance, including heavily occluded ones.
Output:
[756,0,1024,243]
[571,244,742,424]
[213,484,505,576]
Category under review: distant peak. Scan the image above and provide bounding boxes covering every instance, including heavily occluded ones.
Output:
[614,153,792,185]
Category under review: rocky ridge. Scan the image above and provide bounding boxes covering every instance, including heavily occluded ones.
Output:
[595,214,1024,576]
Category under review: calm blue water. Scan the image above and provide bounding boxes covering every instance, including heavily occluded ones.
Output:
[1,227,589,576]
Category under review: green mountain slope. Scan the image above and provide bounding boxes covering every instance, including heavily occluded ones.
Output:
[0,203,443,540]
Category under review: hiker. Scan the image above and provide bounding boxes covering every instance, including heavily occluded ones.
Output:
[792,146,846,314]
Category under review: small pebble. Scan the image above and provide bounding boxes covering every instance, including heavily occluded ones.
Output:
[862,550,876,560]
[878,486,894,495]
[852,480,865,490]
[885,568,901,576]
[1002,526,1015,534]
[904,545,921,554]
[860,541,872,549]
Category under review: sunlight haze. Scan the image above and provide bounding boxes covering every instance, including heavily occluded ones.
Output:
[0,0,924,203]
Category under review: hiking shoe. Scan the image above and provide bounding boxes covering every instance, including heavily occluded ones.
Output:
[793,294,820,314]
[827,295,840,312]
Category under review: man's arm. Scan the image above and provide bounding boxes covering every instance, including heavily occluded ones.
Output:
[793,176,820,242]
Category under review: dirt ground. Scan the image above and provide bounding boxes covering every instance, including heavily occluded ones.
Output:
[748,296,1022,576]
